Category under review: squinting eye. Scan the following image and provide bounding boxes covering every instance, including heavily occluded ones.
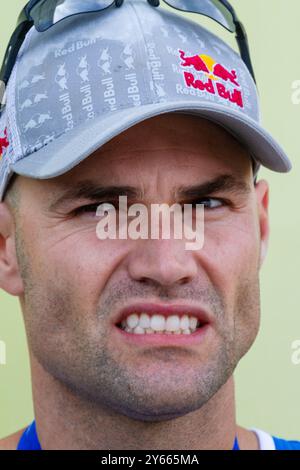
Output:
[73,202,117,216]
[192,198,225,209]
[72,198,226,217]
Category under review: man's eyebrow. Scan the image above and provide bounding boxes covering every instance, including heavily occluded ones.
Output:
[48,174,251,211]
[48,180,142,211]
[177,174,252,199]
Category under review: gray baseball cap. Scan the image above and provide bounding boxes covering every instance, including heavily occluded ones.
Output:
[0,0,292,201]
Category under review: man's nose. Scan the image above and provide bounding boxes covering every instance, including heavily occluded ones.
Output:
[127,238,198,287]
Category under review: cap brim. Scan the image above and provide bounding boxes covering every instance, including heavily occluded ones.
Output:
[11,100,292,179]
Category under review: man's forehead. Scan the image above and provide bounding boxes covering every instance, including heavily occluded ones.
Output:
[18,148,254,208]
[52,129,252,187]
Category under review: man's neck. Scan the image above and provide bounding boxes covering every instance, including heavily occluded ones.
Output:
[30,355,241,450]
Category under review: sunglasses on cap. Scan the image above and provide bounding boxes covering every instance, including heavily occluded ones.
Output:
[0,0,256,110]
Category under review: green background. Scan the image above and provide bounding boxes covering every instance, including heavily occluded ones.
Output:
[0,0,299,440]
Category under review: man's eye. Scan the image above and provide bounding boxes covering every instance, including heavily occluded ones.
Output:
[72,198,226,216]
[192,198,226,209]
[73,202,117,215]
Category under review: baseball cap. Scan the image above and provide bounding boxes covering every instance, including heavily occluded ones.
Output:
[0,0,292,202]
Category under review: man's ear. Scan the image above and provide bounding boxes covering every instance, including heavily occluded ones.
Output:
[0,202,24,296]
[254,179,270,268]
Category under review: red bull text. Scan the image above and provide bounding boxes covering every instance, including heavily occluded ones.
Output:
[179,50,244,109]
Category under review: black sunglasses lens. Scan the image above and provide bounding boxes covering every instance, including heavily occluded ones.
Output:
[163,0,235,32]
[30,0,115,32]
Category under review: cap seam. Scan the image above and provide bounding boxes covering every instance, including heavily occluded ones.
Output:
[129,1,158,103]
[9,25,35,164]
[7,57,20,164]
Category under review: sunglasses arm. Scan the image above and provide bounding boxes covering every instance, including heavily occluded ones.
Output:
[0,7,33,87]
[234,20,256,85]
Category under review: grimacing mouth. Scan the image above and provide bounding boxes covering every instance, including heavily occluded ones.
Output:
[114,303,211,335]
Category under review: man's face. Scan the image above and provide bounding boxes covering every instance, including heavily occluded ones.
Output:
[8,113,269,421]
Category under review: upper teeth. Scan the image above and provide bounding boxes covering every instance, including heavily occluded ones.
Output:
[120,313,200,333]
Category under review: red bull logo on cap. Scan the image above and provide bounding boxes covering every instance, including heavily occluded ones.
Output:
[0,128,9,161]
[178,49,244,109]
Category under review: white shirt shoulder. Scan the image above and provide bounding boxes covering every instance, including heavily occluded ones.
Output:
[249,427,276,450]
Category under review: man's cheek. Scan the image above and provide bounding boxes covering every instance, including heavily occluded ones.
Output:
[42,238,128,314]
[203,228,259,271]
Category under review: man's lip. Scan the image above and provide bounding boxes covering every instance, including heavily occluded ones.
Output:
[113,303,211,327]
